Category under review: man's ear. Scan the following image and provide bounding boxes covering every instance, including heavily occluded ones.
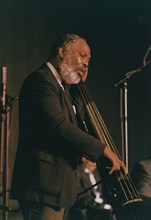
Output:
[58,47,64,59]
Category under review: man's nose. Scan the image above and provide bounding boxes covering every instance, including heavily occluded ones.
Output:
[84,63,88,68]
[83,59,89,68]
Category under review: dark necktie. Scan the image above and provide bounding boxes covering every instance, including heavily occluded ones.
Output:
[62,82,77,125]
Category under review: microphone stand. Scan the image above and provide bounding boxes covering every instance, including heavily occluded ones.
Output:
[0,67,18,220]
[114,60,151,172]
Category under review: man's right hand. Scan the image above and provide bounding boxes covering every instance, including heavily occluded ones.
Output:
[103,146,127,175]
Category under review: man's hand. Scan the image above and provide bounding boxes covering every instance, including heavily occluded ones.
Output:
[103,146,127,175]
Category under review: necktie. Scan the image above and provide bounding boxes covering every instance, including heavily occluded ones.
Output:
[62,83,77,125]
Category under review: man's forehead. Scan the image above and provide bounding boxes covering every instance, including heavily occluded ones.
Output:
[71,38,88,47]
[69,39,91,54]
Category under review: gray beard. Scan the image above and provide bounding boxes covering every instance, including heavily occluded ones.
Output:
[59,59,80,84]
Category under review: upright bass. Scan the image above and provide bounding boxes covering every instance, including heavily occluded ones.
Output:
[76,81,149,220]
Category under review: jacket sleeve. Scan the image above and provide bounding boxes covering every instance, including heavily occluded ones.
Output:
[20,70,106,161]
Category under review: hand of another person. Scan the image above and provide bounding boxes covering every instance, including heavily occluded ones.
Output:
[103,146,127,175]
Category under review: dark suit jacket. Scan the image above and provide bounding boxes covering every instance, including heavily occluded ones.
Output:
[131,157,151,198]
[10,63,105,208]
[131,157,151,218]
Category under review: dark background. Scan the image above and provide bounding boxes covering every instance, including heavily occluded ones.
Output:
[0,0,151,187]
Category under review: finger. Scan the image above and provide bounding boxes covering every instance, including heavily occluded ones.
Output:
[119,160,127,174]
[105,166,114,175]
[121,163,128,174]
[109,167,115,175]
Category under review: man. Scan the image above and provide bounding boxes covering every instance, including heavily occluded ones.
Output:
[10,33,126,220]
[131,157,151,219]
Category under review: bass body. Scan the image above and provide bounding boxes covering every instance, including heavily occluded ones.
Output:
[77,82,149,220]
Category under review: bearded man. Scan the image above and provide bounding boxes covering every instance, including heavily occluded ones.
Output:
[10,33,125,220]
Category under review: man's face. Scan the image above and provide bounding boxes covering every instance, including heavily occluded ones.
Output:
[59,39,91,84]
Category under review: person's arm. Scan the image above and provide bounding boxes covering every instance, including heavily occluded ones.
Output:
[24,69,126,173]
[24,71,104,161]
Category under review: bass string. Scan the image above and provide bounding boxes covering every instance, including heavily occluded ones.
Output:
[83,83,142,201]
[80,85,147,220]
[85,104,133,201]
[77,81,141,202]
[78,83,133,202]
[89,100,141,200]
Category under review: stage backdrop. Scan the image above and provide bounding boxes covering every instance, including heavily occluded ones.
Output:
[0,0,151,189]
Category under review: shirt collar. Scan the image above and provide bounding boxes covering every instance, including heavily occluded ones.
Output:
[47,62,64,91]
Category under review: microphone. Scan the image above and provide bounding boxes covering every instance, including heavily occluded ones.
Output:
[143,44,151,65]
[114,44,151,87]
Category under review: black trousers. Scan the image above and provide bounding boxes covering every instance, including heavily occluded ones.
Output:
[18,200,65,220]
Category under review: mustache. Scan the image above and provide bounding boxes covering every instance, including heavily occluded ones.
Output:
[77,67,88,79]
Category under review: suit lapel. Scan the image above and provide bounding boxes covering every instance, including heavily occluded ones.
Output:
[42,63,77,125]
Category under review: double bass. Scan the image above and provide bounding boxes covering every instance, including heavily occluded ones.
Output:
[76,81,149,220]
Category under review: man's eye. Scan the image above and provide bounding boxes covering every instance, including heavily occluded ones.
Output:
[80,53,86,57]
